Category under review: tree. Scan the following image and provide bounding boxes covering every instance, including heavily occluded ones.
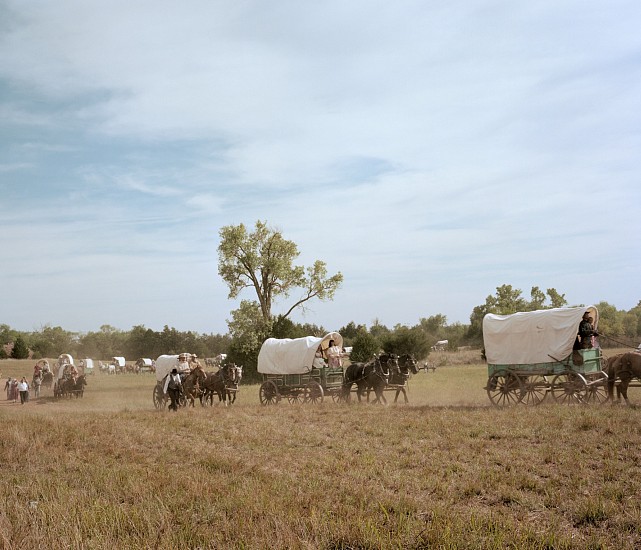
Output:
[382,326,431,359]
[225,300,273,379]
[11,335,29,359]
[339,321,367,343]
[350,332,381,363]
[30,325,76,359]
[467,284,568,342]
[218,220,343,323]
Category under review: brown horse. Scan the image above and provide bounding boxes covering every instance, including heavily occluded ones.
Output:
[200,363,242,406]
[41,371,53,389]
[606,352,641,405]
[219,363,243,404]
[59,375,88,398]
[181,365,206,407]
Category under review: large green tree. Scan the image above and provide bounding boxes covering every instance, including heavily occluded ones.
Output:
[218,220,343,324]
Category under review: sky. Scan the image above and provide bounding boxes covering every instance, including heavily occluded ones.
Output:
[1,0,640,336]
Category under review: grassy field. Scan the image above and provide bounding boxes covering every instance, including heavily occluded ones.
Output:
[1,350,641,549]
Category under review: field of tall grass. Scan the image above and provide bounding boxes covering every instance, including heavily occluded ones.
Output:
[1,349,641,549]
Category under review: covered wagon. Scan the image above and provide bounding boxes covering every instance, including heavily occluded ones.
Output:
[136,357,155,373]
[257,332,345,405]
[483,306,607,406]
[152,353,194,408]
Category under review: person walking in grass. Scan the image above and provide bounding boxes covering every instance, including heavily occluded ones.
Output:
[10,379,19,403]
[163,368,182,411]
[17,377,29,404]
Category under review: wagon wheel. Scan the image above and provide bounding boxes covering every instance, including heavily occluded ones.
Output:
[550,371,588,404]
[486,372,524,407]
[520,375,549,406]
[259,380,280,405]
[287,389,305,404]
[584,372,609,404]
[153,384,167,409]
[304,380,324,404]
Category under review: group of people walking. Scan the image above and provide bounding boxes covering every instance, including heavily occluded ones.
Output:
[4,377,31,404]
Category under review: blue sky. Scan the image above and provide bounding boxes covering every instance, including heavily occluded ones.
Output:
[1,0,640,335]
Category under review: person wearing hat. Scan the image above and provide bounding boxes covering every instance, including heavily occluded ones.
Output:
[163,368,183,411]
[578,312,598,350]
[189,354,201,370]
[326,339,345,369]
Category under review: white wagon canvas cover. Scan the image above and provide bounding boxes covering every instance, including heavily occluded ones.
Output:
[483,306,598,366]
[155,354,192,381]
[258,332,343,375]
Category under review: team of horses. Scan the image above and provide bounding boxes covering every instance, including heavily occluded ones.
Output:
[48,374,88,399]
[342,353,420,404]
[166,362,244,409]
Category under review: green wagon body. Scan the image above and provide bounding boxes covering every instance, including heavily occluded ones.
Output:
[487,347,603,377]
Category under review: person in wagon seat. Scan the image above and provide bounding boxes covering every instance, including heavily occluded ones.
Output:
[578,312,599,349]
[326,340,345,369]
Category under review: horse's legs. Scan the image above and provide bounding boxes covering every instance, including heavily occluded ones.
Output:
[620,379,631,405]
[394,388,408,404]
[378,389,387,405]
[606,379,615,402]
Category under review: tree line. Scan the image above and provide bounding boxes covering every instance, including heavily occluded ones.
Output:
[3,221,640,381]
[2,291,639,382]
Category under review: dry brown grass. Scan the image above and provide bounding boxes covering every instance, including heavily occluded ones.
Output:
[1,350,640,549]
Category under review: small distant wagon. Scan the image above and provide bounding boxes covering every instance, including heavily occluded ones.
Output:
[257,332,345,405]
[483,306,607,406]
[111,356,127,374]
[136,358,155,374]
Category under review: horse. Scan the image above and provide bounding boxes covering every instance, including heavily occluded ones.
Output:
[181,365,206,407]
[41,371,53,389]
[200,363,242,406]
[387,354,420,404]
[31,374,42,399]
[606,352,641,405]
[342,354,395,404]
[220,363,243,404]
[59,375,87,398]
[73,375,87,398]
